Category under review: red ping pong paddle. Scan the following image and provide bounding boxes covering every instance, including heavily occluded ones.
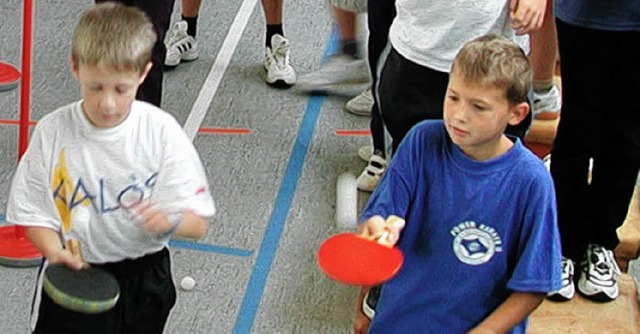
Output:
[317,230,404,286]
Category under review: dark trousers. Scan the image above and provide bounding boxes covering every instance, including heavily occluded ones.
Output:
[367,0,396,157]
[33,248,176,334]
[95,0,175,107]
[378,48,532,154]
[551,19,640,261]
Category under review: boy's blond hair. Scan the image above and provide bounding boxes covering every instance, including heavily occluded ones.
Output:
[71,2,156,73]
[452,34,532,105]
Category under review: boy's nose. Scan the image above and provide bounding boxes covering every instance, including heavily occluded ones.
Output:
[98,93,116,109]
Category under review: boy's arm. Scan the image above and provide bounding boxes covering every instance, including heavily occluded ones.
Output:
[135,205,207,240]
[25,227,84,270]
[468,292,545,334]
[174,210,207,240]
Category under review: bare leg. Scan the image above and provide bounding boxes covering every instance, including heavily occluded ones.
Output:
[529,0,558,91]
[332,5,356,41]
[182,0,202,17]
[261,0,283,25]
[261,0,295,87]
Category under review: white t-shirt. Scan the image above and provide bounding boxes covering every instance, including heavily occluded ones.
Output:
[7,100,216,263]
[389,0,530,72]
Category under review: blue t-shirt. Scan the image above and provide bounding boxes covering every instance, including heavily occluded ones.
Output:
[556,0,640,31]
[362,121,562,334]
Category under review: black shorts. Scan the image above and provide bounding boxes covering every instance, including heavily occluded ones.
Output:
[32,248,176,334]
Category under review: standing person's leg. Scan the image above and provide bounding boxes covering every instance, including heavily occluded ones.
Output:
[181,0,202,37]
[135,0,175,106]
[261,0,283,38]
[94,0,174,107]
[296,2,369,94]
[529,0,561,120]
[551,18,601,264]
[354,0,395,192]
[367,0,395,157]
[261,0,296,87]
[551,19,639,302]
[589,30,640,257]
[165,0,202,68]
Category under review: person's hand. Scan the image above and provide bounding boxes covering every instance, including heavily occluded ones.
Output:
[358,215,405,247]
[130,202,178,236]
[48,246,85,271]
[509,0,546,35]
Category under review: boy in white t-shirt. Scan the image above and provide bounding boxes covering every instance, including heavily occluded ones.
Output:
[6,3,215,333]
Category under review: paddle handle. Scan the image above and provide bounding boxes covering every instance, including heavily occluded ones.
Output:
[374,216,406,247]
[66,239,83,262]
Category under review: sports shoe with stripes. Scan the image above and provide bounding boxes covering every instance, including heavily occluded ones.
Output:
[578,244,621,302]
[546,257,575,301]
[164,21,199,68]
[264,34,296,88]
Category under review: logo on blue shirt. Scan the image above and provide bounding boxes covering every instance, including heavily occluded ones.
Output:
[450,221,502,265]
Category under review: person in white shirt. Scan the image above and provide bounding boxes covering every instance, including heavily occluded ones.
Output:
[6,3,215,333]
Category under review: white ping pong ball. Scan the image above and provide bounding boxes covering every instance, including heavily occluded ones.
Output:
[180,276,196,291]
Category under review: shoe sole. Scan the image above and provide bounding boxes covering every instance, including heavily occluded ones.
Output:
[344,105,372,116]
[164,56,199,70]
[266,79,294,89]
[577,289,618,302]
[545,292,574,302]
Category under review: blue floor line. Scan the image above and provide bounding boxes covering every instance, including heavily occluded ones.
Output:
[232,28,339,334]
[169,239,253,257]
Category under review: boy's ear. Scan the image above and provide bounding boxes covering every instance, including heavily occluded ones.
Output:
[508,101,530,126]
[70,58,80,79]
[138,62,153,84]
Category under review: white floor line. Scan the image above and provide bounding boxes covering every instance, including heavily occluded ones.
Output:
[182,0,258,141]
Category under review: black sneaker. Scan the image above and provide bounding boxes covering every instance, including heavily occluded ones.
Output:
[362,285,381,319]
[577,244,621,302]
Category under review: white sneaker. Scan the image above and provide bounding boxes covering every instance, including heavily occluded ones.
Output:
[578,244,621,302]
[264,34,296,88]
[164,21,199,68]
[358,145,374,162]
[296,54,370,94]
[532,85,561,120]
[543,154,551,171]
[361,285,381,319]
[357,152,386,192]
[546,257,575,302]
[346,89,374,116]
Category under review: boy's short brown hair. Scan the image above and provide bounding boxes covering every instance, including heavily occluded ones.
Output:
[71,2,156,73]
[452,34,532,105]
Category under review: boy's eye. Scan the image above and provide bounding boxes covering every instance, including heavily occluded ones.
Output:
[474,104,489,111]
[448,95,459,102]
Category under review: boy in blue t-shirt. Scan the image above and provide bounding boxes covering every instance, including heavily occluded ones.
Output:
[352,34,562,334]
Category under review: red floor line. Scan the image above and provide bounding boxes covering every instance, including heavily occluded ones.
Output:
[198,127,252,135]
[334,129,371,136]
[0,119,37,126]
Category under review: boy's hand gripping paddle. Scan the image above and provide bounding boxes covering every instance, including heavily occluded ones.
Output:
[42,240,120,314]
[317,230,404,286]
